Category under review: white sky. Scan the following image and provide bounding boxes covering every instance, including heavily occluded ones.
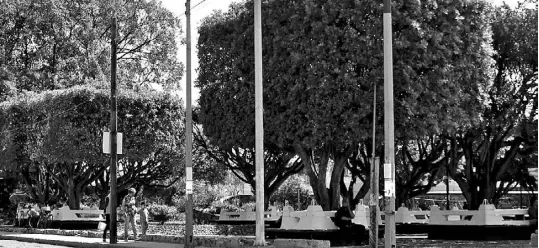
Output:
[160,0,522,106]
[159,0,237,106]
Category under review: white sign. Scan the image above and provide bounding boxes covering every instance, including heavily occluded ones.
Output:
[186,167,192,181]
[384,180,395,197]
[103,132,123,154]
[241,183,253,196]
[186,180,193,195]
[384,163,392,179]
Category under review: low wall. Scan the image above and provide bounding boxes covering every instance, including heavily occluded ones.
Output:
[0,225,261,247]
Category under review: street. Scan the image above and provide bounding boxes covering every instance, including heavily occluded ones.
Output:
[0,239,74,248]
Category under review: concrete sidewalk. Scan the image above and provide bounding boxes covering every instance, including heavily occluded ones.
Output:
[0,230,369,248]
[0,231,186,248]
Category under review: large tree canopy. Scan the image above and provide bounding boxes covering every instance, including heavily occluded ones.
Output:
[448,2,538,209]
[197,0,494,210]
[0,0,183,93]
[0,85,185,209]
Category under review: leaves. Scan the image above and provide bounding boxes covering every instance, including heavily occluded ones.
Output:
[0,0,183,93]
[0,84,186,208]
[196,0,495,209]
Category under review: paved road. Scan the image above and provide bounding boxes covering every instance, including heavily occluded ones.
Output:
[0,239,74,248]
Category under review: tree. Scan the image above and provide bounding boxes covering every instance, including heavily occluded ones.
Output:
[0,93,62,205]
[0,85,185,209]
[394,137,447,207]
[0,0,183,93]
[197,0,494,210]
[193,123,303,209]
[448,2,538,209]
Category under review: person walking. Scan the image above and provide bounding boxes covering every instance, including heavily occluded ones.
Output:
[102,193,111,242]
[122,188,137,242]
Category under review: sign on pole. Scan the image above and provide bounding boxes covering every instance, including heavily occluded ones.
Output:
[103,132,123,154]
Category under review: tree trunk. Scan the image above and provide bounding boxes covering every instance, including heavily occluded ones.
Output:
[66,179,81,210]
[329,155,346,209]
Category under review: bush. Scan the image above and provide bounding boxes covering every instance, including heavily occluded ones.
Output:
[269,174,312,210]
[241,202,256,211]
[172,182,229,213]
[210,201,242,214]
[148,204,177,224]
[193,184,225,209]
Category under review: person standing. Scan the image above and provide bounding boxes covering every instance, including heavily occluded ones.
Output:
[138,201,149,239]
[103,193,111,242]
[21,205,30,228]
[122,188,137,242]
[28,205,39,228]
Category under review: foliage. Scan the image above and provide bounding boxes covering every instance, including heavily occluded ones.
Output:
[241,202,256,211]
[448,2,538,209]
[148,203,177,225]
[172,181,230,214]
[394,137,447,207]
[269,174,312,210]
[0,85,185,209]
[197,0,494,210]
[209,201,242,213]
[0,0,183,92]
[193,123,302,210]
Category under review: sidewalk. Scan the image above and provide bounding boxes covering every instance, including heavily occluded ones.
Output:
[0,231,185,248]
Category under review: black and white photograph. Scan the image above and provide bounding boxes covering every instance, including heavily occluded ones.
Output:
[0,0,537,247]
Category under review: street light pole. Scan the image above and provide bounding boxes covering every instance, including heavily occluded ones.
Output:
[383,0,396,247]
[185,1,194,247]
[254,0,265,245]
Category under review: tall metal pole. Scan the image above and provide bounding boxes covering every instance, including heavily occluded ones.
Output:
[184,1,194,247]
[109,15,118,245]
[369,84,379,248]
[383,0,396,247]
[254,0,265,245]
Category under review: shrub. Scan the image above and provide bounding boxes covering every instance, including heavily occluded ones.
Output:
[172,182,229,213]
[210,201,242,214]
[193,183,225,209]
[241,202,256,211]
[148,204,177,224]
[269,174,312,210]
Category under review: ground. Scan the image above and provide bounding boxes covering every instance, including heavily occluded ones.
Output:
[0,240,74,248]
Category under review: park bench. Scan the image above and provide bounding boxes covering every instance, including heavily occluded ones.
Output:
[51,206,105,229]
[428,200,535,240]
[381,205,431,234]
[266,203,370,246]
[216,206,281,227]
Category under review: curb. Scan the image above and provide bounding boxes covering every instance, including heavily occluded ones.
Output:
[0,234,119,248]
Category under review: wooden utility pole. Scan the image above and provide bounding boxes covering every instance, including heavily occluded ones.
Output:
[184,1,194,247]
[383,0,396,247]
[254,0,265,245]
[109,15,118,245]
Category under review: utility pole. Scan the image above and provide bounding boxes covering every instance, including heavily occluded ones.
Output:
[109,15,118,245]
[254,0,265,245]
[369,84,379,248]
[184,1,194,247]
[383,0,396,247]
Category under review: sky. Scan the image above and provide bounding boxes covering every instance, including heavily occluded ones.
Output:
[159,0,237,106]
[159,0,523,106]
